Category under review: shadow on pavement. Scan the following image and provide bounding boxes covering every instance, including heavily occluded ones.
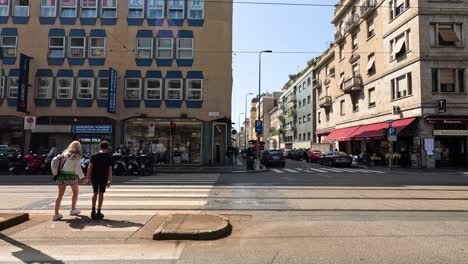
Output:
[65,215,144,230]
[0,234,64,264]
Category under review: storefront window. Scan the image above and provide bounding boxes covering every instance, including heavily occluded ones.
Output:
[125,119,202,164]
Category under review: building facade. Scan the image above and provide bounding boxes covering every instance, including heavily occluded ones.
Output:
[267,106,280,150]
[315,0,468,168]
[257,92,280,149]
[0,0,232,165]
[293,69,315,149]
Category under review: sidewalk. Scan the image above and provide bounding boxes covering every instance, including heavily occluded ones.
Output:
[353,164,468,174]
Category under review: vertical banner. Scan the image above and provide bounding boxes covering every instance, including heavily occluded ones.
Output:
[108,67,117,113]
[17,54,30,113]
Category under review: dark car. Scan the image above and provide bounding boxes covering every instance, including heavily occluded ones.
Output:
[307,150,323,163]
[260,150,285,167]
[319,151,352,167]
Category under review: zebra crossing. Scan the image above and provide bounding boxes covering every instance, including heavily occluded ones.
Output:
[269,167,386,174]
[123,173,220,185]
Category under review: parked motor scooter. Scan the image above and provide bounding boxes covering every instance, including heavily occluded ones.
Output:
[138,152,154,176]
[111,152,127,176]
[24,152,47,175]
[126,153,140,176]
[9,154,27,175]
[81,153,90,174]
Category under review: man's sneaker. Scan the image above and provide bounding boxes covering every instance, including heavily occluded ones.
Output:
[52,214,63,221]
[91,211,97,220]
[96,212,104,220]
[70,209,81,216]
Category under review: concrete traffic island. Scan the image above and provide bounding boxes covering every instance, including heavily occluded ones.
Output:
[0,213,29,231]
[153,214,232,241]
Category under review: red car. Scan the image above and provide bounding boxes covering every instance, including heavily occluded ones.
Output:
[307,150,322,163]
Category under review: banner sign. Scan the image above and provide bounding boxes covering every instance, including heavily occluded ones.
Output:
[17,54,30,113]
[108,67,117,114]
[72,125,112,134]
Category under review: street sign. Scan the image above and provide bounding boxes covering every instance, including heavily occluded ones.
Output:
[388,127,397,136]
[255,120,263,134]
[388,135,397,142]
[24,116,36,130]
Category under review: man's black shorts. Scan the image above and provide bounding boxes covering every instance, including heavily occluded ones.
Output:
[92,184,107,193]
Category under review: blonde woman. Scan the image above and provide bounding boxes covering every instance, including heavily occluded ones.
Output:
[53,141,85,221]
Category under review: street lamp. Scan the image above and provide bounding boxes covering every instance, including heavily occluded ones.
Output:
[244,92,254,150]
[256,50,273,165]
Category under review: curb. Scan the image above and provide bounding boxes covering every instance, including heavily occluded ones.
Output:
[0,213,29,231]
[153,214,232,241]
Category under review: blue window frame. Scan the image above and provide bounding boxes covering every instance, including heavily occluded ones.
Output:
[60,0,77,17]
[167,0,184,19]
[101,0,117,18]
[188,0,204,20]
[148,0,164,19]
[13,0,30,17]
[128,0,144,18]
[80,0,97,18]
[41,0,57,17]
[0,0,10,17]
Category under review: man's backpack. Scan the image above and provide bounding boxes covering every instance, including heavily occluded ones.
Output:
[51,154,65,181]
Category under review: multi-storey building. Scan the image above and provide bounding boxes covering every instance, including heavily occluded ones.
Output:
[256,92,280,149]
[248,98,258,142]
[316,0,468,168]
[293,68,314,149]
[279,83,297,150]
[267,106,279,149]
[0,0,232,165]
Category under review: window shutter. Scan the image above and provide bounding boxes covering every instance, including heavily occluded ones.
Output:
[440,69,455,84]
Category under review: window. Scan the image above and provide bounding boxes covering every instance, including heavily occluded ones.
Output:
[329,67,335,76]
[56,77,73,99]
[318,112,321,123]
[36,77,53,99]
[432,69,465,93]
[352,63,360,77]
[48,37,65,58]
[157,38,173,59]
[89,37,105,58]
[340,100,345,115]
[177,38,193,59]
[148,0,164,19]
[302,98,306,106]
[69,37,86,58]
[307,77,311,86]
[352,33,358,50]
[187,79,203,100]
[1,36,17,58]
[308,132,311,141]
[367,53,376,75]
[145,78,162,100]
[136,38,153,59]
[298,101,301,108]
[339,44,344,60]
[298,117,302,124]
[299,134,302,141]
[307,95,311,104]
[125,78,141,100]
[188,0,204,19]
[0,0,9,16]
[430,23,462,47]
[391,72,412,100]
[352,96,359,112]
[0,77,4,99]
[368,88,376,107]
[80,0,97,18]
[97,77,108,99]
[307,114,311,122]
[326,111,330,121]
[167,0,184,19]
[77,78,94,99]
[41,0,57,17]
[7,77,18,98]
[13,0,29,17]
[303,115,306,123]
[390,30,410,60]
[61,0,77,17]
[166,78,182,100]
[101,0,117,18]
[390,0,409,20]
[128,0,144,18]
[367,19,375,38]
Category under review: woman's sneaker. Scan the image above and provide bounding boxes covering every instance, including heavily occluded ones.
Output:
[52,214,63,221]
[95,212,104,220]
[70,209,81,216]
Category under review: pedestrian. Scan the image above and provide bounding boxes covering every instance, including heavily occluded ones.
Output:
[52,141,85,221]
[86,141,112,220]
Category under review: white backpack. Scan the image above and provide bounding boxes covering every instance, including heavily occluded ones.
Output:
[51,154,65,177]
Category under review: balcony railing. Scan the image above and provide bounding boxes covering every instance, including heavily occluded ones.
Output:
[342,75,363,93]
[360,0,377,18]
[334,31,345,42]
[319,96,332,108]
[345,14,360,32]
[313,79,322,89]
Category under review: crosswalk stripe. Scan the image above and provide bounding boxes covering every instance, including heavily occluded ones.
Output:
[57,200,208,206]
[283,168,299,173]
[319,168,345,172]
[357,169,386,174]
[109,188,212,192]
[81,193,210,198]
[270,169,284,173]
[308,168,328,173]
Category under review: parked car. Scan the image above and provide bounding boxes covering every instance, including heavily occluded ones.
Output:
[319,151,353,167]
[260,150,285,167]
[307,150,322,163]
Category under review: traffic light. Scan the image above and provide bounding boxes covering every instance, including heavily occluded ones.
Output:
[383,128,388,137]
[170,122,176,135]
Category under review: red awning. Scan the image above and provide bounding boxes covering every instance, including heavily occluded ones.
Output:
[352,117,417,140]
[323,126,361,143]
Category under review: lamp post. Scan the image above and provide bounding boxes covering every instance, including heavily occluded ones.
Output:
[238,112,243,148]
[244,92,253,150]
[256,50,272,166]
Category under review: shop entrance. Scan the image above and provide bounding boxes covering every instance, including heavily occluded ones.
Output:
[435,136,467,168]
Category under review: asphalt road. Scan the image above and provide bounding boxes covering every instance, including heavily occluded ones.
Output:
[1,160,468,263]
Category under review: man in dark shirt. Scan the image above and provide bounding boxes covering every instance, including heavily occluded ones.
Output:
[86,141,112,220]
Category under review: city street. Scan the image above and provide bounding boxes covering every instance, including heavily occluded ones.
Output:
[1,160,468,263]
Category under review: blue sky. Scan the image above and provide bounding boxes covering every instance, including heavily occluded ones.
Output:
[232,1,334,130]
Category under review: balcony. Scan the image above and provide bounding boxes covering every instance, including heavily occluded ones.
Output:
[313,79,322,89]
[334,31,345,43]
[342,76,363,93]
[360,0,377,19]
[345,14,360,32]
[334,0,345,14]
[319,96,332,108]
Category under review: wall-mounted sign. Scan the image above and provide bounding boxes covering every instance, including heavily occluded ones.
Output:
[72,125,112,134]
[17,54,30,113]
[434,130,468,136]
[209,112,220,117]
[108,68,117,114]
